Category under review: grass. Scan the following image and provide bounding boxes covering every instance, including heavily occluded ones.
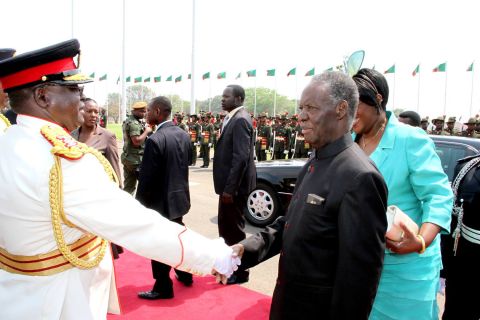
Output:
[107,123,123,141]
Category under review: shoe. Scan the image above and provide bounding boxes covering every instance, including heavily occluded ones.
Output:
[175,274,193,287]
[137,290,174,300]
[226,274,249,285]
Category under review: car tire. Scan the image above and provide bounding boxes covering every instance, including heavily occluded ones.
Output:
[244,183,280,227]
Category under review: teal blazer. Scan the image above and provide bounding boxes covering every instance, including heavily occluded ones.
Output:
[355,111,453,263]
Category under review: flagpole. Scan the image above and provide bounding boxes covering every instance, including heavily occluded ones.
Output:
[254,77,257,116]
[392,65,396,109]
[443,68,448,116]
[208,76,212,112]
[120,0,126,122]
[273,76,277,118]
[470,63,475,116]
[417,66,421,112]
[189,0,196,115]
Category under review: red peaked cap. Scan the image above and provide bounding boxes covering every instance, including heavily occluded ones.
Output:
[0,39,92,93]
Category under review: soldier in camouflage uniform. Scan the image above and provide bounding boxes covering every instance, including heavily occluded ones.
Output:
[290,115,310,158]
[460,117,480,138]
[121,101,152,195]
[199,113,214,168]
[175,112,188,132]
[429,115,449,135]
[272,114,291,160]
[445,116,459,136]
[188,114,201,166]
[288,115,299,159]
[255,112,272,161]
[420,117,429,133]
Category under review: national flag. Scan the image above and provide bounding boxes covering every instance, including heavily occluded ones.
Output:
[202,72,210,80]
[175,75,182,83]
[305,68,314,76]
[433,63,447,72]
[467,62,474,72]
[99,74,107,81]
[412,65,420,77]
[325,67,334,72]
[116,76,120,84]
[134,76,142,83]
[267,69,275,76]
[217,72,226,79]
[144,77,151,82]
[166,75,173,81]
[247,69,256,77]
[235,72,241,79]
[126,76,131,82]
[154,76,161,82]
[287,68,296,76]
[188,74,191,80]
[89,72,95,78]
[384,65,395,74]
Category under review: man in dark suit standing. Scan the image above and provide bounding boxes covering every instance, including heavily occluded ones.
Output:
[232,72,388,319]
[136,96,193,299]
[213,84,256,284]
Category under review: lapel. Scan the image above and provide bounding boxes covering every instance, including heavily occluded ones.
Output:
[370,111,396,170]
[218,108,243,143]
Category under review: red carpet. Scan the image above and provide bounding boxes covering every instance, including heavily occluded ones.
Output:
[107,250,272,320]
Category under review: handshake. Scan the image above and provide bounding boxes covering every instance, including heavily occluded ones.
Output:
[211,240,244,284]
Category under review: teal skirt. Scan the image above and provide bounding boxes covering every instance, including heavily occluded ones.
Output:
[369,251,442,320]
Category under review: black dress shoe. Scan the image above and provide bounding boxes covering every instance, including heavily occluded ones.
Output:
[137,290,174,300]
[226,274,249,285]
[175,274,193,287]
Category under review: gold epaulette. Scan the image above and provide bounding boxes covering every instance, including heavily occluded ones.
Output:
[0,113,11,129]
[39,124,119,270]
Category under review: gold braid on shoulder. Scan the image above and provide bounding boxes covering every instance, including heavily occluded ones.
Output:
[0,113,11,129]
[42,124,119,269]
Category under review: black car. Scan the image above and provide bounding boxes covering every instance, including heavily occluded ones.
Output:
[244,135,480,227]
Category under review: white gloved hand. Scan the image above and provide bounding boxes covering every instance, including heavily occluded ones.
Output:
[283,150,289,154]
[291,148,295,153]
[212,238,241,278]
[208,143,212,147]
[269,147,273,152]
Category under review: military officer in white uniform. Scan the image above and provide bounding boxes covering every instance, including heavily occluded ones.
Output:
[0,48,16,134]
[0,39,239,320]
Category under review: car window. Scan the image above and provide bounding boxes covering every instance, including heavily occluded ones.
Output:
[434,143,474,181]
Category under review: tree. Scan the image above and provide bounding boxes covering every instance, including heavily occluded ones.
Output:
[244,87,296,116]
[105,92,121,123]
[126,85,156,112]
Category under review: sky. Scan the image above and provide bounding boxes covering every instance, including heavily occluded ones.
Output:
[3,0,480,120]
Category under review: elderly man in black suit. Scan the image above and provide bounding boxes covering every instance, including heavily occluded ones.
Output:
[232,72,388,319]
[213,84,256,284]
[136,96,193,299]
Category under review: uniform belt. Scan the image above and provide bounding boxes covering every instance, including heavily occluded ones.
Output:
[461,223,480,245]
[275,137,285,141]
[0,234,104,276]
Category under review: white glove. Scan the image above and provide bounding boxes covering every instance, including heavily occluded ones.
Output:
[212,238,241,278]
[269,147,273,152]
[291,148,295,153]
[208,143,212,147]
[283,150,289,154]
[195,142,200,146]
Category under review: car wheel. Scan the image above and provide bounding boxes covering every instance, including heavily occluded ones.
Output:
[244,183,280,227]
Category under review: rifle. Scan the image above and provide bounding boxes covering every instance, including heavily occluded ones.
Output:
[272,129,276,160]
[253,128,258,161]
[292,131,298,159]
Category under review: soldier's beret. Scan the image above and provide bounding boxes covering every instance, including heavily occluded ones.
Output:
[464,117,477,125]
[446,116,456,123]
[420,117,429,123]
[131,101,147,109]
[0,39,92,93]
[0,48,16,61]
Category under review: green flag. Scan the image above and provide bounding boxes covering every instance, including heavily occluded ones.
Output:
[144,77,151,82]
[267,69,275,76]
[324,67,334,72]
[433,63,447,72]
[305,68,314,76]
[235,72,241,79]
[154,76,161,82]
[384,65,395,74]
[134,76,142,83]
[116,76,120,84]
[175,75,182,83]
[166,75,173,81]
[202,72,210,80]
[99,74,107,81]
[412,65,420,76]
[217,72,226,79]
[89,72,95,78]
[126,76,131,82]
[287,68,296,76]
[188,74,191,80]
[467,62,474,72]
[246,69,256,77]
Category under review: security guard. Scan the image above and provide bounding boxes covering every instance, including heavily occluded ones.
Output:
[199,113,214,168]
[121,101,152,195]
[188,114,201,166]
[291,116,310,158]
[0,48,16,133]
[0,39,238,320]
[460,117,480,138]
[255,112,272,161]
[429,115,449,135]
[272,114,291,159]
[445,116,459,136]
[442,154,480,319]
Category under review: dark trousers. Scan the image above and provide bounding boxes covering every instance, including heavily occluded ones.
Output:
[190,143,197,165]
[200,144,210,166]
[151,217,192,291]
[217,194,249,278]
[122,161,139,195]
[256,147,267,161]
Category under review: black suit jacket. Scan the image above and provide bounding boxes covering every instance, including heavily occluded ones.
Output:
[136,121,192,220]
[213,107,256,196]
[240,134,388,320]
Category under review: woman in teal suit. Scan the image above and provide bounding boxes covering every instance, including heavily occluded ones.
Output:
[352,68,453,320]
